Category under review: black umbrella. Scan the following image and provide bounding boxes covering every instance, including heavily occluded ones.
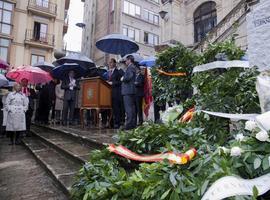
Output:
[96,33,139,56]
[52,63,87,80]
[53,53,96,70]
[33,61,54,72]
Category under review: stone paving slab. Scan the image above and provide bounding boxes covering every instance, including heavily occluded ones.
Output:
[0,138,68,200]
[35,149,81,175]
[49,125,118,144]
[57,142,93,156]
[23,137,49,151]
[31,126,97,160]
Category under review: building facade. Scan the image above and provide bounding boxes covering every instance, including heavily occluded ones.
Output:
[1,0,69,68]
[158,0,256,51]
[81,0,162,66]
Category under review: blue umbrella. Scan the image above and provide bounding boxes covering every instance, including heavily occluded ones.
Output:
[122,53,144,63]
[52,63,87,80]
[96,33,139,55]
[33,61,54,72]
[139,56,157,67]
[53,53,96,69]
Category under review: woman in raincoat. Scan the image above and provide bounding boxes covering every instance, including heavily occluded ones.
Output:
[54,80,64,124]
[6,83,29,145]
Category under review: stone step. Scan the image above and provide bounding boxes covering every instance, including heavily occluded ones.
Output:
[32,124,106,149]
[22,125,115,196]
[22,137,82,196]
[31,126,96,164]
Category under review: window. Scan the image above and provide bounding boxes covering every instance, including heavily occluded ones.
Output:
[144,32,159,45]
[0,38,9,62]
[110,0,114,12]
[143,9,159,25]
[123,1,141,17]
[0,1,13,35]
[33,22,48,42]
[161,0,171,4]
[36,0,49,8]
[31,54,45,65]
[123,25,140,42]
[194,2,217,43]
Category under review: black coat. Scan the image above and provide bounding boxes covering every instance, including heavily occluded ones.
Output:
[109,68,123,98]
[28,88,37,110]
[121,64,136,96]
[135,74,144,97]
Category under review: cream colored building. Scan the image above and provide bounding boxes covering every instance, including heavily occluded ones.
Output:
[158,0,259,51]
[2,0,69,68]
[81,0,161,66]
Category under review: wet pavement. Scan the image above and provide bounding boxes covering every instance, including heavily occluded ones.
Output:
[0,138,68,200]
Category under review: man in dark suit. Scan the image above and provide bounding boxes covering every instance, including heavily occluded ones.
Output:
[121,55,136,130]
[107,58,123,129]
[61,70,80,125]
[135,67,145,126]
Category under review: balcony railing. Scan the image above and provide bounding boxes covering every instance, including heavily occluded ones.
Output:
[25,29,55,48]
[28,0,57,17]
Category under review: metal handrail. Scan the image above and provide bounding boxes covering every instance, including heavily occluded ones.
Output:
[25,29,55,46]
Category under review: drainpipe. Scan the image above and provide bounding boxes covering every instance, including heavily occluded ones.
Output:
[104,0,112,65]
[170,2,173,42]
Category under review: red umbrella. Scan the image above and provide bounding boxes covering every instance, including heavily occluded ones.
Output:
[0,59,10,69]
[6,65,52,84]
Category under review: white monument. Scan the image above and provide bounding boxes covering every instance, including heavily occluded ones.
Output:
[247,0,270,71]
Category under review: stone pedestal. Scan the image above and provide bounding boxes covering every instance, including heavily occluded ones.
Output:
[247,0,270,71]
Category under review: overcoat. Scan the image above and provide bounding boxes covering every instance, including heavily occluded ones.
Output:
[55,84,65,111]
[6,92,29,131]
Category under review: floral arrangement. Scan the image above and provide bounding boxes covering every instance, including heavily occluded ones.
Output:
[71,41,270,200]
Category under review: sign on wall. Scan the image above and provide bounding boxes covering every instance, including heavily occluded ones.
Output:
[247,0,270,71]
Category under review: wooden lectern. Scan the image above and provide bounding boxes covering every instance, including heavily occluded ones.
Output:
[80,77,112,128]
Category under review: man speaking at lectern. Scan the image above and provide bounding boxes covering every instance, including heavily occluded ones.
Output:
[121,55,136,130]
[107,58,123,129]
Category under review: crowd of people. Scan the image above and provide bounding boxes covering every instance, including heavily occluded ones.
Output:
[0,55,146,144]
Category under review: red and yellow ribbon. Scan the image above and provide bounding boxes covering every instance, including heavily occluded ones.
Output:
[180,107,195,123]
[108,144,197,165]
[157,69,187,76]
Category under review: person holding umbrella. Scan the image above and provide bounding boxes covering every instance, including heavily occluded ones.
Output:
[121,55,136,130]
[21,78,37,136]
[6,65,52,135]
[6,83,29,145]
[52,63,86,125]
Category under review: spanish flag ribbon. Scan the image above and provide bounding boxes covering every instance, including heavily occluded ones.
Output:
[180,107,195,123]
[108,144,197,165]
[157,69,187,76]
[143,68,153,117]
